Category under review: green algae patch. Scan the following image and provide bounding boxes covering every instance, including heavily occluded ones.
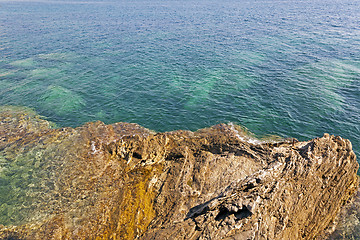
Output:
[233,50,265,66]
[28,68,64,80]
[9,58,36,68]
[0,154,37,226]
[0,80,13,93]
[0,69,18,78]
[216,68,257,94]
[0,107,60,226]
[0,105,56,129]
[40,85,85,115]
[0,108,84,228]
[183,68,257,110]
[0,105,39,121]
[184,70,221,110]
[295,59,360,112]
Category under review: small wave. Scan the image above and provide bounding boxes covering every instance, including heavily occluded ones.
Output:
[227,122,264,145]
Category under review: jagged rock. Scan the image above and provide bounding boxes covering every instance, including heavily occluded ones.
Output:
[0,107,358,239]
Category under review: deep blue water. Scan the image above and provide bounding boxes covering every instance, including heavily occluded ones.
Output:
[0,0,359,159]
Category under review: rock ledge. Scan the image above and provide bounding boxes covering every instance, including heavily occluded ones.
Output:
[0,108,358,239]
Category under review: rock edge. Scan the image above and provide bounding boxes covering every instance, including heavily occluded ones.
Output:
[0,108,358,239]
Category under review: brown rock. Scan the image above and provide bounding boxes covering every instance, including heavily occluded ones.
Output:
[0,107,358,239]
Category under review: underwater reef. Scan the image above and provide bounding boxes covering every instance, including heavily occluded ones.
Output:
[0,106,358,239]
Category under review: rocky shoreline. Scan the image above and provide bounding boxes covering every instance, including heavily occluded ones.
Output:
[0,107,359,239]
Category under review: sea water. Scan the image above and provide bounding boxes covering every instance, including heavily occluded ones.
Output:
[0,0,359,159]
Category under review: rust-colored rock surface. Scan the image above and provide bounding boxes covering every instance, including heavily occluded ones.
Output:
[0,106,358,239]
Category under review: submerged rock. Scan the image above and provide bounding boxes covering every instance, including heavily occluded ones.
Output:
[40,86,85,115]
[0,108,358,239]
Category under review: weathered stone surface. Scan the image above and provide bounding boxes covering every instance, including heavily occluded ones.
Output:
[326,190,360,239]
[0,107,358,239]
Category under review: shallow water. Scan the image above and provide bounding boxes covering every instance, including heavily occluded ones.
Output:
[0,0,359,158]
[0,1,360,236]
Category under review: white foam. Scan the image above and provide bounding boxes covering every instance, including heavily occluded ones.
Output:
[228,123,264,145]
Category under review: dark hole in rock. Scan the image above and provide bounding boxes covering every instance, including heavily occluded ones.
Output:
[234,207,252,220]
[195,225,202,231]
[132,152,142,159]
[244,183,256,191]
[165,152,184,160]
[215,207,231,221]
[215,206,252,221]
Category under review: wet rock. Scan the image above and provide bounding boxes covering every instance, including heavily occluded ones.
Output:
[0,108,358,239]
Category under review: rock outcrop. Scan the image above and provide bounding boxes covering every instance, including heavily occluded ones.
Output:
[0,106,358,239]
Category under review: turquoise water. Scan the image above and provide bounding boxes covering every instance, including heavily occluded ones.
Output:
[0,0,359,158]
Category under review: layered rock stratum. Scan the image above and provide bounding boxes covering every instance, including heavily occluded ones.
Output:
[0,106,358,240]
